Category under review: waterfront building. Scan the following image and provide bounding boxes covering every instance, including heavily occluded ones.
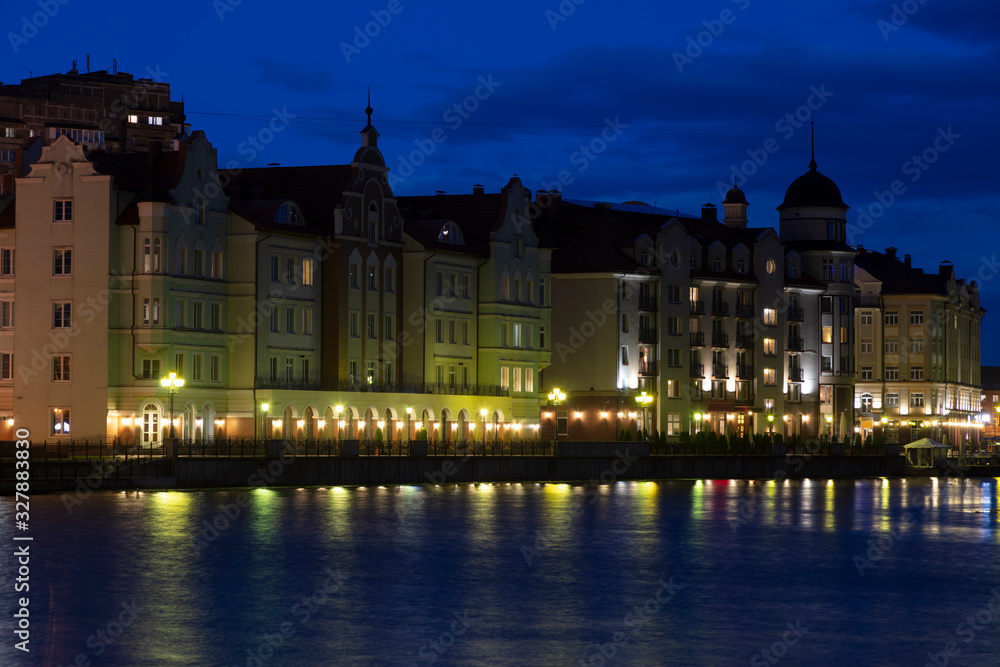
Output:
[854,246,984,446]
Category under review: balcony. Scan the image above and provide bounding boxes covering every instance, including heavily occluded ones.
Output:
[735,304,754,318]
[857,295,882,308]
[639,327,657,344]
[736,334,754,349]
[711,302,729,317]
[256,376,321,391]
[638,361,658,376]
[711,333,729,347]
[787,336,804,351]
[787,307,804,321]
[690,300,705,316]
[690,363,704,378]
[736,365,754,379]
[788,367,804,382]
[712,364,729,378]
[690,331,705,346]
[334,380,510,397]
[638,296,657,311]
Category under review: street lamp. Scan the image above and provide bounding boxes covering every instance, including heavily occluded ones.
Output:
[547,388,566,405]
[635,392,654,437]
[160,372,185,441]
[767,414,774,436]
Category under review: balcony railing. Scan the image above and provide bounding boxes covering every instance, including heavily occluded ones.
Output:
[857,295,881,308]
[690,332,705,346]
[787,307,804,321]
[711,333,729,347]
[334,380,510,397]
[256,376,322,391]
[788,367,804,382]
[690,363,704,378]
[737,365,754,379]
[736,334,754,349]
[735,304,754,318]
[787,336,804,351]
[690,300,704,315]
[638,362,657,376]
[711,302,729,316]
[639,328,657,343]
[712,364,729,378]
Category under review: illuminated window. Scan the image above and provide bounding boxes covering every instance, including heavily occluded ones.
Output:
[51,408,71,436]
[763,309,776,326]
[51,355,71,382]
[820,385,832,404]
[822,327,832,343]
[763,368,775,385]
[840,327,848,343]
[763,338,776,356]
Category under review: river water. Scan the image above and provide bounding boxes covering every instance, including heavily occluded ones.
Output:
[2,478,999,666]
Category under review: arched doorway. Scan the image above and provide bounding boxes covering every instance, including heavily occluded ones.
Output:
[141,404,161,449]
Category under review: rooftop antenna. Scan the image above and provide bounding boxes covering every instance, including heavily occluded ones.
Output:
[86,54,90,72]
[366,87,373,127]
[113,58,118,75]
[809,120,817,171]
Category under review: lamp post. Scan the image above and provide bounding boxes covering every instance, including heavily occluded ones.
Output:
[480,408,488,444]
[635,392,654,439]
[547,388,566,440]
[767,414,774,437]
[261,403,269,439]
[335,405,343,442]
[160,372,185,441]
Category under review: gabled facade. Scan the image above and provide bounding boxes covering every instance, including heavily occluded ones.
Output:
[854,247,984,445]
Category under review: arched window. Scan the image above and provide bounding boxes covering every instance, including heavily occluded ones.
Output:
[437,221,465,245]
[153,238,162,273]
[175,237,188,275]
[143,238,151,273]
[274,202,304,226]
[367,202,379,244]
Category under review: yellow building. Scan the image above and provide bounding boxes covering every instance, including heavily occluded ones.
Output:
[854,247,984,445]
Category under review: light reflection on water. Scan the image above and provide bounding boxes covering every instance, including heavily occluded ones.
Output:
[0,479,999,666]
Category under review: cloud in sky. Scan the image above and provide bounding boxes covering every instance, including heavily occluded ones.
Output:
[2,0,998,358]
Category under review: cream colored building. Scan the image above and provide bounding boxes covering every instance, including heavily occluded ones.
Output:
[854,247,983,445]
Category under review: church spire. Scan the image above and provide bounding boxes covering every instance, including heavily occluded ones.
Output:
[809,120,817,172]
[360,87,379,148]
[366,87,373,127]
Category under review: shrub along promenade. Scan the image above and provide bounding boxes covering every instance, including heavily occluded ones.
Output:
[0,435,915,494]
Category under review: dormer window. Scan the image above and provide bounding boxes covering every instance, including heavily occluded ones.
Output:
[789,264,798,278]
[640,251,650,266]
[736,259,745,273]
[437,221,465,245]
[368,202,379,244]
[274,202,304,226]
[712,257,722,271]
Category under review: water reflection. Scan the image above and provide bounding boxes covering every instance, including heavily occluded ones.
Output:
[3,478,999,666]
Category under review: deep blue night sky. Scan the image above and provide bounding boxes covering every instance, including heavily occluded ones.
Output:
[3,0,999,359]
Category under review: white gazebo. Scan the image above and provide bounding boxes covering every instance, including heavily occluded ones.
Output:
[904,438,951,467]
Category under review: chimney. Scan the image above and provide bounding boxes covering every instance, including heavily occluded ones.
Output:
[473,184,484,195]
[856,244,864,252]
[885,247,897,260]
[701,203,717,221]
[904,254,911,267]
[939,260,954,277]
